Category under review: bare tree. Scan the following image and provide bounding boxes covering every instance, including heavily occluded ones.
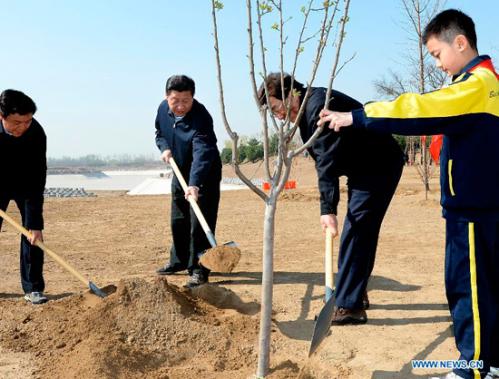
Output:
[211,0,352,377]
[373,0,446,199]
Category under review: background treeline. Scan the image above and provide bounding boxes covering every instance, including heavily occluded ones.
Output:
[49,136,409,168]
[221,134,288,164]
[48,154,159,168]
[221,134,408,164]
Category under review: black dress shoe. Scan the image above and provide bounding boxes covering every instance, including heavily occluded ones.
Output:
[156,264,186,275]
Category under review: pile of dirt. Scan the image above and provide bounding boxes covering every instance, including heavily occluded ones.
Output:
[279,190,320,202]
[0,278,267,378]
[279,187,350,202]
[0,164,450,378]
[0,278,345,379]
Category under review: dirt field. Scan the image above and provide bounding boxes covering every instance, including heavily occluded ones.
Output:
[0,158,457,378]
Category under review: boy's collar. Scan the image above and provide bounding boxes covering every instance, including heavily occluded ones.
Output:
[469,55,499,79]
[453,55,492,80]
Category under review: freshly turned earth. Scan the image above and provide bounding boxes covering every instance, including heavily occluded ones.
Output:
[0,157,456,378]
[200,245,242,273]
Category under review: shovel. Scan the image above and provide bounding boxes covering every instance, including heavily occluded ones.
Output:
[308,227,335,356]
[168,157,241,273]
[0,208,107,298]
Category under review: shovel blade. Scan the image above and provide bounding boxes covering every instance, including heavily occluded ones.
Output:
[89,281,108,298]
[198,242,241,273]
[308,295,335,357]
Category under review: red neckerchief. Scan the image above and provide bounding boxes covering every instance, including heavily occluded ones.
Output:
[470,57,499,79]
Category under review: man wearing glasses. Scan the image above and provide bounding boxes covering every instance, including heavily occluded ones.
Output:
[258,73,404,324]
[0,89,48,304]
[155,75,222,288]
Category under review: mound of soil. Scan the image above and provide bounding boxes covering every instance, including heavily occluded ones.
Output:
[279,191,320,202]
[0,278,346,379]
[0,278,266,379]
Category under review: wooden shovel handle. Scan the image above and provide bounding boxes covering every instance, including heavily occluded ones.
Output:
[168,157,213,236]
[325,228,334,301]
[0,208,89,286]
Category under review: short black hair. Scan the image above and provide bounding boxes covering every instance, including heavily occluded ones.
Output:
[165,75,196,96]
[0,89,37,117]
[258,73,304,106]
[423,9,477,52]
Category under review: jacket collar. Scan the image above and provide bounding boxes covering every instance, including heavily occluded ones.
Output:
[468,55,499,79]
[453,55,495,80]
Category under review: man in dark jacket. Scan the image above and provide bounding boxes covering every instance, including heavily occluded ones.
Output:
[0,89,47,304]
[259,73,405,324]
[155,75,222,288]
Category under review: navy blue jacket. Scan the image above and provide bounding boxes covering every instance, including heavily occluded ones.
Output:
[352,55,499,222]
[0,119,47,229]
[155,99,221,188]
[300,88,404,215]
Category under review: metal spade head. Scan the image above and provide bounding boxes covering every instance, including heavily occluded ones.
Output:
[308,294,335,357]
[89,281,108,298]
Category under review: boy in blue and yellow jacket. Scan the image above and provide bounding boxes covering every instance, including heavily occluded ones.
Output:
[319,9,498,379]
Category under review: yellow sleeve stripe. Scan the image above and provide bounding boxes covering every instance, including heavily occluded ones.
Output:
[365,72,487,119]
[468,223,481,379]
[448,160,456,196]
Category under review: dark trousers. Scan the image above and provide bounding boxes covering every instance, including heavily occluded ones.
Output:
[334,163,403,310]
[0,197,45,294]
[168,180,220,276]
[446,220,499,379]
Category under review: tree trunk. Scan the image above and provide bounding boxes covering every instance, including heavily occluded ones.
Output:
[256,198,277,378]
[422,139,429,199]
[408,136,416,165]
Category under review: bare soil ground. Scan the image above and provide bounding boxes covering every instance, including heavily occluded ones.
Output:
[0,158,455,378]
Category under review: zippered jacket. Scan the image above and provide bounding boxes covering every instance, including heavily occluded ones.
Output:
[300,88,404,215]
[0,119,47,229]
[352,55,499,221]
[155,99,221,188]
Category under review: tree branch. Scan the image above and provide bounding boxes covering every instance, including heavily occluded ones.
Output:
[255,0,280,135]
[290,0,352,158]
[247,0,273,181]
[211,0,268,201]
[324,0,352,103]
[286,0,340,142]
